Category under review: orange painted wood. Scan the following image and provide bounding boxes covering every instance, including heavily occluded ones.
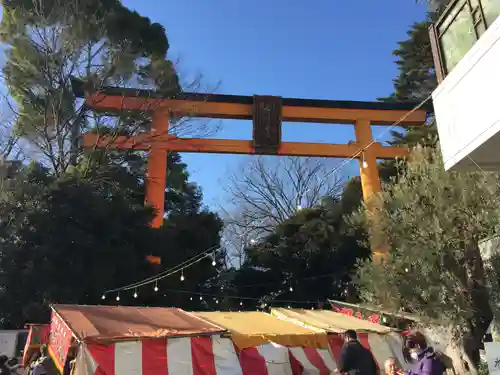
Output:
[81,88,418,249]
[82,133,409,159]
[354,119,387,256]
[85,94,426,126]
[82,132,175,150]
[146,255,162,264]
[354,119,382,200]
[145,112,169,228]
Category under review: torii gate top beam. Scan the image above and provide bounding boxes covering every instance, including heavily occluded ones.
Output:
[72,80,428,126]
[74,79,429,255]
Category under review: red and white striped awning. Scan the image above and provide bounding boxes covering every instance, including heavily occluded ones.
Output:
[73,333,405,375]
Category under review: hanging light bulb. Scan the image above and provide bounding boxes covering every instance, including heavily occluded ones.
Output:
[212,259,216,266]
[405,267,409,273]
[180,270,185,281]
[116,294,120,302]
[154,281,159,292]
[133,289,138,299]
[287,305,291,309]
[101,294,106,300]
[190,297,193,301]
[289,285,293,292]
[215,299,219,304]
[199,295,203,300]
[362,152,368,169]
[240,301,243,306]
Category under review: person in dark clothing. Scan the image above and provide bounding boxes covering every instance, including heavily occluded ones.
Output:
[0,355,12,375]
[337,330,379,375]
[404,332,446,375]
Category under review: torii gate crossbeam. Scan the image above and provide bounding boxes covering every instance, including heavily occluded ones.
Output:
[74,80,427,255]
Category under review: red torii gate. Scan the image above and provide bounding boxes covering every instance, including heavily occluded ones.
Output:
[74,81,427,255]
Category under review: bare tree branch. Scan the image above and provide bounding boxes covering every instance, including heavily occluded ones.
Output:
[1,0,222,176]
[221,156,345,261]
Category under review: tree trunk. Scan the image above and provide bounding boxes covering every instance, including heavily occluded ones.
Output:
[439,242,493,372]
[464,242,493,367]
[448,336,478,375]
[423,326,479,375]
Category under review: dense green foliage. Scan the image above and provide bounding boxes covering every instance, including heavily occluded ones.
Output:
[1,0,180,172]
[349,7,500,373]
[226,13,442,307]
[228,200,369,308]
[343,17,440,212]
[0,155,224,328]
[0,0,222,328]
[354,148,498,368]
[383,19,438,149]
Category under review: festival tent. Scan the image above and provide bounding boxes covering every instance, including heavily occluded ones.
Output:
[55,305,339,375]
[195,310,408,374]
[270,308,392,333]
[49,305,241,375]
[195,311,338,374]
[194,311,328,349]
[22,323,50,366]
[270,308,408,370]
[50,305,406,375]
[63,306,342,375]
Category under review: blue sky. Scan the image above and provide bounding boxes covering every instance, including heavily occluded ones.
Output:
[119,0,427,209]
[11,1,429,209]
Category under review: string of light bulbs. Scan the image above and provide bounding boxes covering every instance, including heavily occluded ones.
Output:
[307,36,499,202]
[104,94,434,302]
[102,245,218,297]
[102,226,259,297]
[109,269,351,302]
[318,94,433,182]
[106,250,352,299]
[103,252,216,299]
[293,95,433,212]
[114,286,324,306]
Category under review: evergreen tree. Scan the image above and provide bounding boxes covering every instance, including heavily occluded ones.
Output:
[0,1,224,326]
[1,0,180,173]
[353,147,498,373]
[229,200,369,309]
[383,20,437,103]
[0,154,223,328]
[382,19,438,150]
[341,15,440,211]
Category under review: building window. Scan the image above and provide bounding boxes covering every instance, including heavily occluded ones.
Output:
[430,0,500,80]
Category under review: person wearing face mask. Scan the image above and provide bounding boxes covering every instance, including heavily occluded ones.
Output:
[404,332,446,375]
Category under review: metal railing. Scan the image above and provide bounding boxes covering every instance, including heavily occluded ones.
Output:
[429,0,500,82]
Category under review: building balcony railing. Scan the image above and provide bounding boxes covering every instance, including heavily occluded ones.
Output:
[429,0,500,82]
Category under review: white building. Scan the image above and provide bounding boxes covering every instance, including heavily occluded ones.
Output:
[430,0,500,170]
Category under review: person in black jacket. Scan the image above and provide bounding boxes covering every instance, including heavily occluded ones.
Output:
[337,330,379,375]
[0,355,12,375]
